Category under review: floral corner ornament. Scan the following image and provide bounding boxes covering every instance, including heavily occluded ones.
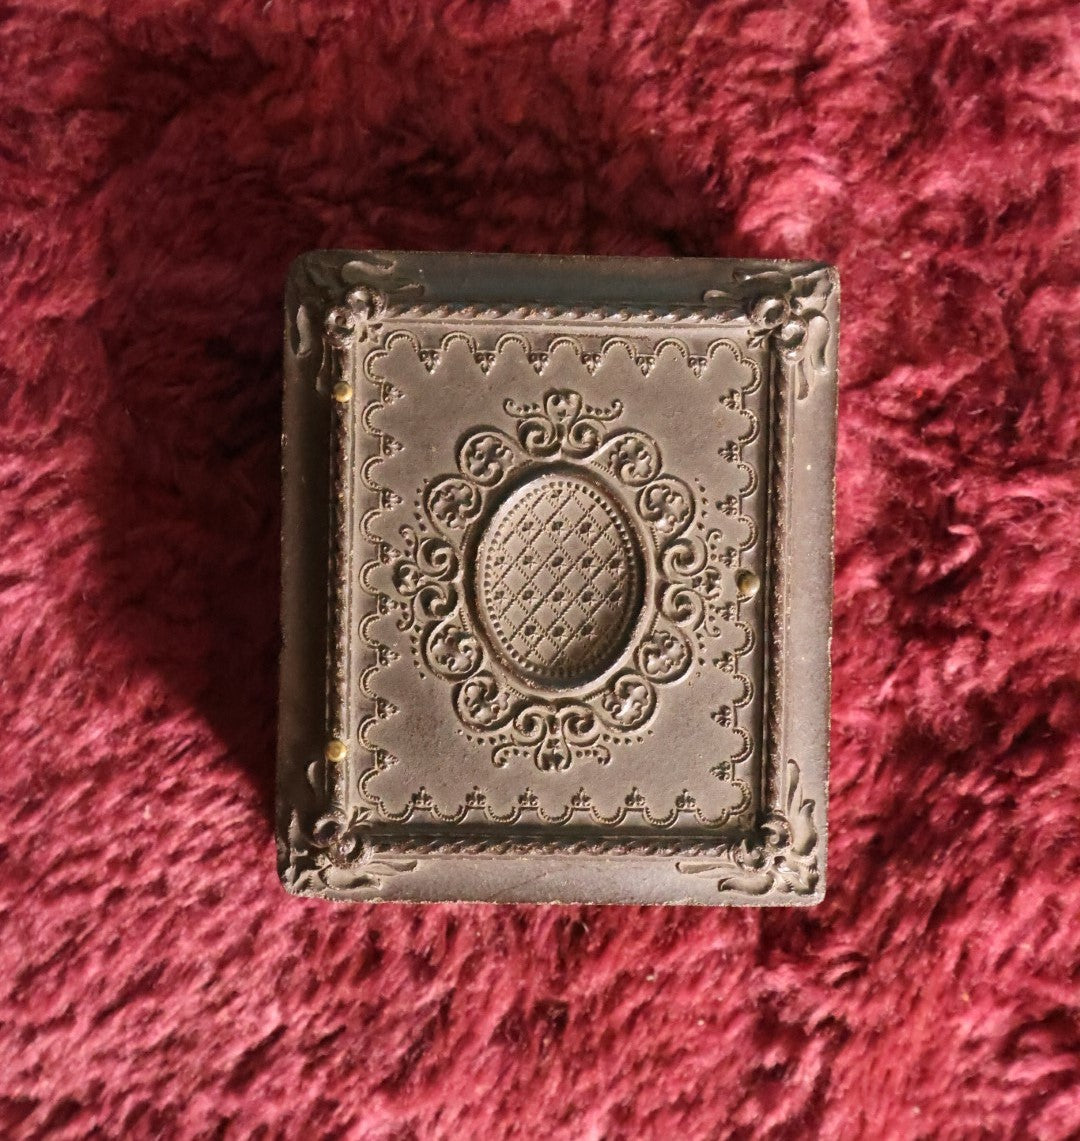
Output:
[675,760,819,896]
[705,267,834,399]
[285,806,418,896]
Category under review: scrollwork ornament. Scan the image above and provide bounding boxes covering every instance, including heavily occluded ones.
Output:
[387,384,755,775]
[594,430,662,485]
[455,673,514,731]
[504,389,622,458]
[676,761,819,896]
[599,673,657,731]
[636,625,693,683]
[391,526,458,630]
[458,431,517,487]
[422,619,483,680]
[660,583,705,630]
[638,477,695,537]
[425,476,484,533]
[660,534,709,580]
[494,704,606,772]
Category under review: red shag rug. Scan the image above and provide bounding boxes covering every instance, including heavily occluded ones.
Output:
[2,2,1078,1137]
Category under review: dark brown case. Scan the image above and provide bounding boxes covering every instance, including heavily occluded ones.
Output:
[278,251,838,905]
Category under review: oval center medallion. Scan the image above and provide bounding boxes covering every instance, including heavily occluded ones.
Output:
[475,471,644,689]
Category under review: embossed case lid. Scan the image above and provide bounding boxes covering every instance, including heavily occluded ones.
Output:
[279,251,838,905]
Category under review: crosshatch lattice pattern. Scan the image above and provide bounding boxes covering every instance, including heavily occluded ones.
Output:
[477,474,642,686]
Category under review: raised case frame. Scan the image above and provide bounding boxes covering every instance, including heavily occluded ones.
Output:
[278,251,838,905]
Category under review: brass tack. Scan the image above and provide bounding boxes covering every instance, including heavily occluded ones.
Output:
[324,738,347,762]
[331,381,353,403]
[735,569,760,600]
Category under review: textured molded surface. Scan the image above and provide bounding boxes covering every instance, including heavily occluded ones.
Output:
[278,250,838,904]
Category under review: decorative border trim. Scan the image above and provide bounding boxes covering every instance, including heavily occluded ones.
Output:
[357,333,760,836]
[323,309,354,822]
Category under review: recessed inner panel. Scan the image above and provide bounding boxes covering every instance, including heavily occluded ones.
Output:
[474,470,644,689]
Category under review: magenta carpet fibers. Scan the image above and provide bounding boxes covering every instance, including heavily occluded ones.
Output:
[2,1,1079,1137]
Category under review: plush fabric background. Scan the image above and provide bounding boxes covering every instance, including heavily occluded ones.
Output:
[2,1,1078,1137]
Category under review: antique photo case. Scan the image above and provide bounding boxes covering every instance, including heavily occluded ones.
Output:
[278,251,838,905]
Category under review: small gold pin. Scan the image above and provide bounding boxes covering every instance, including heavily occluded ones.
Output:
[331,381,353,403]
[735,569,760,600]
[324,738,347,762]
